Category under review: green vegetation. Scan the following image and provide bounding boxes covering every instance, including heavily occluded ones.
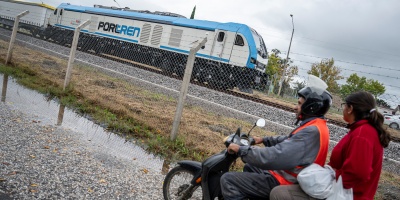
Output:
[265,52,387,105]
[0,63,207,162]
[307,58,343,93]
[340,73,386,99]
[1,40,398,198]
[190,5,196,19]
[265,49,298,96]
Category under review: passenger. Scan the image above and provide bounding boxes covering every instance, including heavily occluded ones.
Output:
[329,91,391,199]
[220,75,332,199]
[270,91,391,200]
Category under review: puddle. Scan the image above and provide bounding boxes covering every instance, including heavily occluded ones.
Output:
[1,74,165,173]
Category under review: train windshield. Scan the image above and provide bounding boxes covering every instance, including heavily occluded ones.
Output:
[251,28,268,59]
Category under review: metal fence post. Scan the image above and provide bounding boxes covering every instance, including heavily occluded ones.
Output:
[57,20,90,125]
[5,10,29,65]
[170,36,207,141]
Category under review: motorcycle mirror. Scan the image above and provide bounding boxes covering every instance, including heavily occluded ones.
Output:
[256,118,266,127]
[248,118,266,137]
[232,127,241,142]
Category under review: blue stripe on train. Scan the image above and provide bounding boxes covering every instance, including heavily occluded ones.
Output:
[54,24,229,63]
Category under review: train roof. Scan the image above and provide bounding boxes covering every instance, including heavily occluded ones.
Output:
[0,0,55,10]
[57,3,250,32]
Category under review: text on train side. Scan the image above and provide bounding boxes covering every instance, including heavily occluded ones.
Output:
[98,21,140,37]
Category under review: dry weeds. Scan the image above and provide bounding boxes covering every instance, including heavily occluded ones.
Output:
[0,39,272,158]
[0,39,399,199]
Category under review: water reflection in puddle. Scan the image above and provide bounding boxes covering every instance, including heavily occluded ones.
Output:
[1,74,166,173]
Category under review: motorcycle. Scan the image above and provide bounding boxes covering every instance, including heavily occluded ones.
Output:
[162,118,266,200]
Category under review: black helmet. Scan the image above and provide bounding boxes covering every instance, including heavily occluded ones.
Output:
[298,86,332,116]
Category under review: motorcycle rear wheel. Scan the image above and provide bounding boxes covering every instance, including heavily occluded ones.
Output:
[163,166,202,200]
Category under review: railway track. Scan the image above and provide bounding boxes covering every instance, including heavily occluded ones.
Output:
[81,51,400,143]
[2,27,399,143]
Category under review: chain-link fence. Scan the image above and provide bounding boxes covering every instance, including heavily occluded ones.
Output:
[1,0,399,153]
[0,25,281,157]
[1,3,400,198]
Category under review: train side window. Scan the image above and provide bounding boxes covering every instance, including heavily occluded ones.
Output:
[217,32,225,42]
[54,9,57,15]
[235,35,244,46]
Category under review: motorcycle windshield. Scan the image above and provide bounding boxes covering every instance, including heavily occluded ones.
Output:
[306,75,328,95]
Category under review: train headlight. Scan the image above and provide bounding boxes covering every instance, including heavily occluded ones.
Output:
[250,57,256,64]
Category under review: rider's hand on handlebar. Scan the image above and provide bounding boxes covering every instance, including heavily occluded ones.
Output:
[227,143,240,154]
[252,136,264,145]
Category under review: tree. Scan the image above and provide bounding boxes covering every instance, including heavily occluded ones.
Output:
[266,49,298,95]
[190,5,196,19]
[376,99,391,108]
[307,58,343,93]
[293,80,306,92]
[340,73,386,99]
[266,49,282,76]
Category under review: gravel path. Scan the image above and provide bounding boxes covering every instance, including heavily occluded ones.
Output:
[0,103,165,199]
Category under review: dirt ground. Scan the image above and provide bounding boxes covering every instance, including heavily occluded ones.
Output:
[0,39,399,199]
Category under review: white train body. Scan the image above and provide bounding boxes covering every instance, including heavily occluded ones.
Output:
[0,1,269,91]
[48,3,268,73]
[0,0,54,28]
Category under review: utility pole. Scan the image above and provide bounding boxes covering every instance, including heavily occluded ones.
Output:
[277,14,294,96]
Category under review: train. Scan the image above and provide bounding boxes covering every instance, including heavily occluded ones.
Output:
[0,0,269,93]
[0,0,55,37]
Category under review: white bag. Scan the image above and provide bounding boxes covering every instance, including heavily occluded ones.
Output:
[326,175,353,200]
[297,163,335,199]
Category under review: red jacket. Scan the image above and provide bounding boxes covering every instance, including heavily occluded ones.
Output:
[329,120,383,200]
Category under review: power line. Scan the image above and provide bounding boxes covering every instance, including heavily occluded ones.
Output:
[294,60,399,80]
[295,66,400,89]
[285,52,400,72]
[268,31,400,65]
[291,35,400,59]
[258,26,400,60]
[279,51,400,88]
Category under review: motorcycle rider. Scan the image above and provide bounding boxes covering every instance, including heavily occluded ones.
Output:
[220,75,332,199]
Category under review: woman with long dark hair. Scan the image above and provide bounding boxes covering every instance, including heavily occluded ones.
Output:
[270,91,391,200]
[328,91,391,199]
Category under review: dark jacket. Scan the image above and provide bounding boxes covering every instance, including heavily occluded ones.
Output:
[238,117,330,184]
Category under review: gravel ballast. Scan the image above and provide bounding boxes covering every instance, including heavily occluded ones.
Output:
[0,103,165,199]
[1,28,399,199]
[1,28,399,164]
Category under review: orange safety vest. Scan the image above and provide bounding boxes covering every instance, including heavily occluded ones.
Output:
[269,118,329,185]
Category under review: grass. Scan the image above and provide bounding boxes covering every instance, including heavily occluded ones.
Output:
[0,59,230,163]
[0,38,399,198]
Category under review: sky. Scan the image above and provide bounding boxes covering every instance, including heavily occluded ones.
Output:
[26,0,400,106]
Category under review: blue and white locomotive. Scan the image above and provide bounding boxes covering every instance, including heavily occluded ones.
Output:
[47,3,269,92]
[1,0,269,92]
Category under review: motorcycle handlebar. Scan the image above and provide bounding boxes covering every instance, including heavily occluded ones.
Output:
[249,137,256,145]
[224,134,255,148]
